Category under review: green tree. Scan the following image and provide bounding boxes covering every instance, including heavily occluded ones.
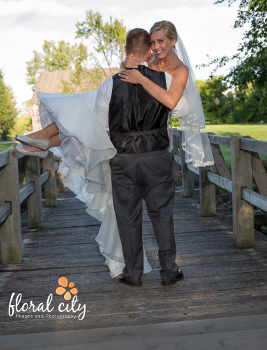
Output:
[200,0,267,109]
[9,114,32,139]
[26,40,89,91]
[61,43,103,93]
[198,76,235,124]
[75,10,127,78]
[198,76,267,124]
[233,85,267,123]
[0,70,18,140]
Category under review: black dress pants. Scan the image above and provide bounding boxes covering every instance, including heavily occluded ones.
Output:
[110,148,179,283]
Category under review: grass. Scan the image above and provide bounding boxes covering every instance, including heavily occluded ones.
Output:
[206,124,267,141]
[0,136,15,142]
[0,135,16,151]
[206,124,267,169]
[0,143,13,151]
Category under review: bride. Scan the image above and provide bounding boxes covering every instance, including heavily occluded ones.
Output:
[14,20,213,278]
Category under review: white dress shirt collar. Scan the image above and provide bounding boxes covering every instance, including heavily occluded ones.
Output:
[140,62,148,67]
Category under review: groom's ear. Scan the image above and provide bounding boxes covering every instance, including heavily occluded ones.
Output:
[125,46,128,56]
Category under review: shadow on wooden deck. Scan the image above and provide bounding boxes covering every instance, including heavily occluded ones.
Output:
[0,186,267,336]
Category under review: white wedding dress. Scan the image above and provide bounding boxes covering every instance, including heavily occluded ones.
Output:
[38,90,154,278]
[37,87,191,277]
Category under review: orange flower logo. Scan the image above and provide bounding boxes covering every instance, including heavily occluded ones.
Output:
[56,277,78,301]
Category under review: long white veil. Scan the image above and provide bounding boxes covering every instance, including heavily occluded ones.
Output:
[175,34,214,168]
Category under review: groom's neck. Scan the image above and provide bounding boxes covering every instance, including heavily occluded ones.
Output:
[126,49,149,63]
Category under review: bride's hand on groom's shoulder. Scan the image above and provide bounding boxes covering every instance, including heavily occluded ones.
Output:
[119,68,144,84]
[121,54,142,69]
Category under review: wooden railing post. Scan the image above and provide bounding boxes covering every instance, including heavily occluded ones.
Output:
[199,165,216,217]
[231,137,254,247]
[171,135,181,185]
[0,151,22,264]
[179,130,194,197]
[42,151,57,207]
[24,156,43,229]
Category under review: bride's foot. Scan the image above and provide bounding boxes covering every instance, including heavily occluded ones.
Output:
[13,143,43,152]
[14,135,50,150]
[13,143,49,158]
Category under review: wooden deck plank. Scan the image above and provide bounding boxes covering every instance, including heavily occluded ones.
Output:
[0,186,267,335]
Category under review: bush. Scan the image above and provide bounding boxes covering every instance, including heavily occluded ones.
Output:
[1,129,9,141]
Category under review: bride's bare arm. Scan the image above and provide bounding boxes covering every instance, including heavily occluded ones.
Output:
[119,65,188,110]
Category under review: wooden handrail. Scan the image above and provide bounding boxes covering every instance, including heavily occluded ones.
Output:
[0,149,62,264]
[171,129,267,248]
[1,130,267,260]
[19,182,35,204]
[242,188,267,212]
[240,138,267,154]
[207,172,232,192]
[40,170,50,186]
[0,203,11,226]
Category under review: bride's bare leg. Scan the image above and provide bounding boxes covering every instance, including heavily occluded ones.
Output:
[49,134,61,147]
[17,123,59,140]
[14,134,61,152]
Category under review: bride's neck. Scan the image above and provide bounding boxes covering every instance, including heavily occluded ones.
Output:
[160,52,177,66]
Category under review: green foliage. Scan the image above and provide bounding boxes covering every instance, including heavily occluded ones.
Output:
[222,200,232,211]
[9,114,32,139]
[76,10,127,77]
[169,115,180,128]
[198,76,267,124]
[198,76,235,124]
[26,40,89,91]
[233,85,267,122]
[199,0,267,109]
[60,42,103,93]
[26,11,127,93]
[0,70,19,140]
[260,226,267,234]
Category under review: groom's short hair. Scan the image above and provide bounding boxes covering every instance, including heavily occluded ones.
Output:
[126,28,150,57]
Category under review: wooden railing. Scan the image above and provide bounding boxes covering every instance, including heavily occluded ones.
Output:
[1,131,267,264]
[171,129,267,248]
[0,149,63,264]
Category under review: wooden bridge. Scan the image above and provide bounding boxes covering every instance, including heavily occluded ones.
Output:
[0,132,267,338]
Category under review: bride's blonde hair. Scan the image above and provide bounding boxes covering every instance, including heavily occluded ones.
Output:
[150,20,178,42]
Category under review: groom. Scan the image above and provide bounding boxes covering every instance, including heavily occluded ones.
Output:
[95,28,183,287]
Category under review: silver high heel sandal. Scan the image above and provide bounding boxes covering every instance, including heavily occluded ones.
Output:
[14,135,50,151]
[13,143,49,159]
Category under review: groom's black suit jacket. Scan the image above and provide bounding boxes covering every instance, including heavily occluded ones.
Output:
[108,65,170,154]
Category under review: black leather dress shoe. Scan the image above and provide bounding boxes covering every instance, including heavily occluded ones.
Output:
[119,275,142,287]
[161,268,184,286]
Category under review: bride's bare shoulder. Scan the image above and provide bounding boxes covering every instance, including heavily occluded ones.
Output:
[172,62,189,79]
